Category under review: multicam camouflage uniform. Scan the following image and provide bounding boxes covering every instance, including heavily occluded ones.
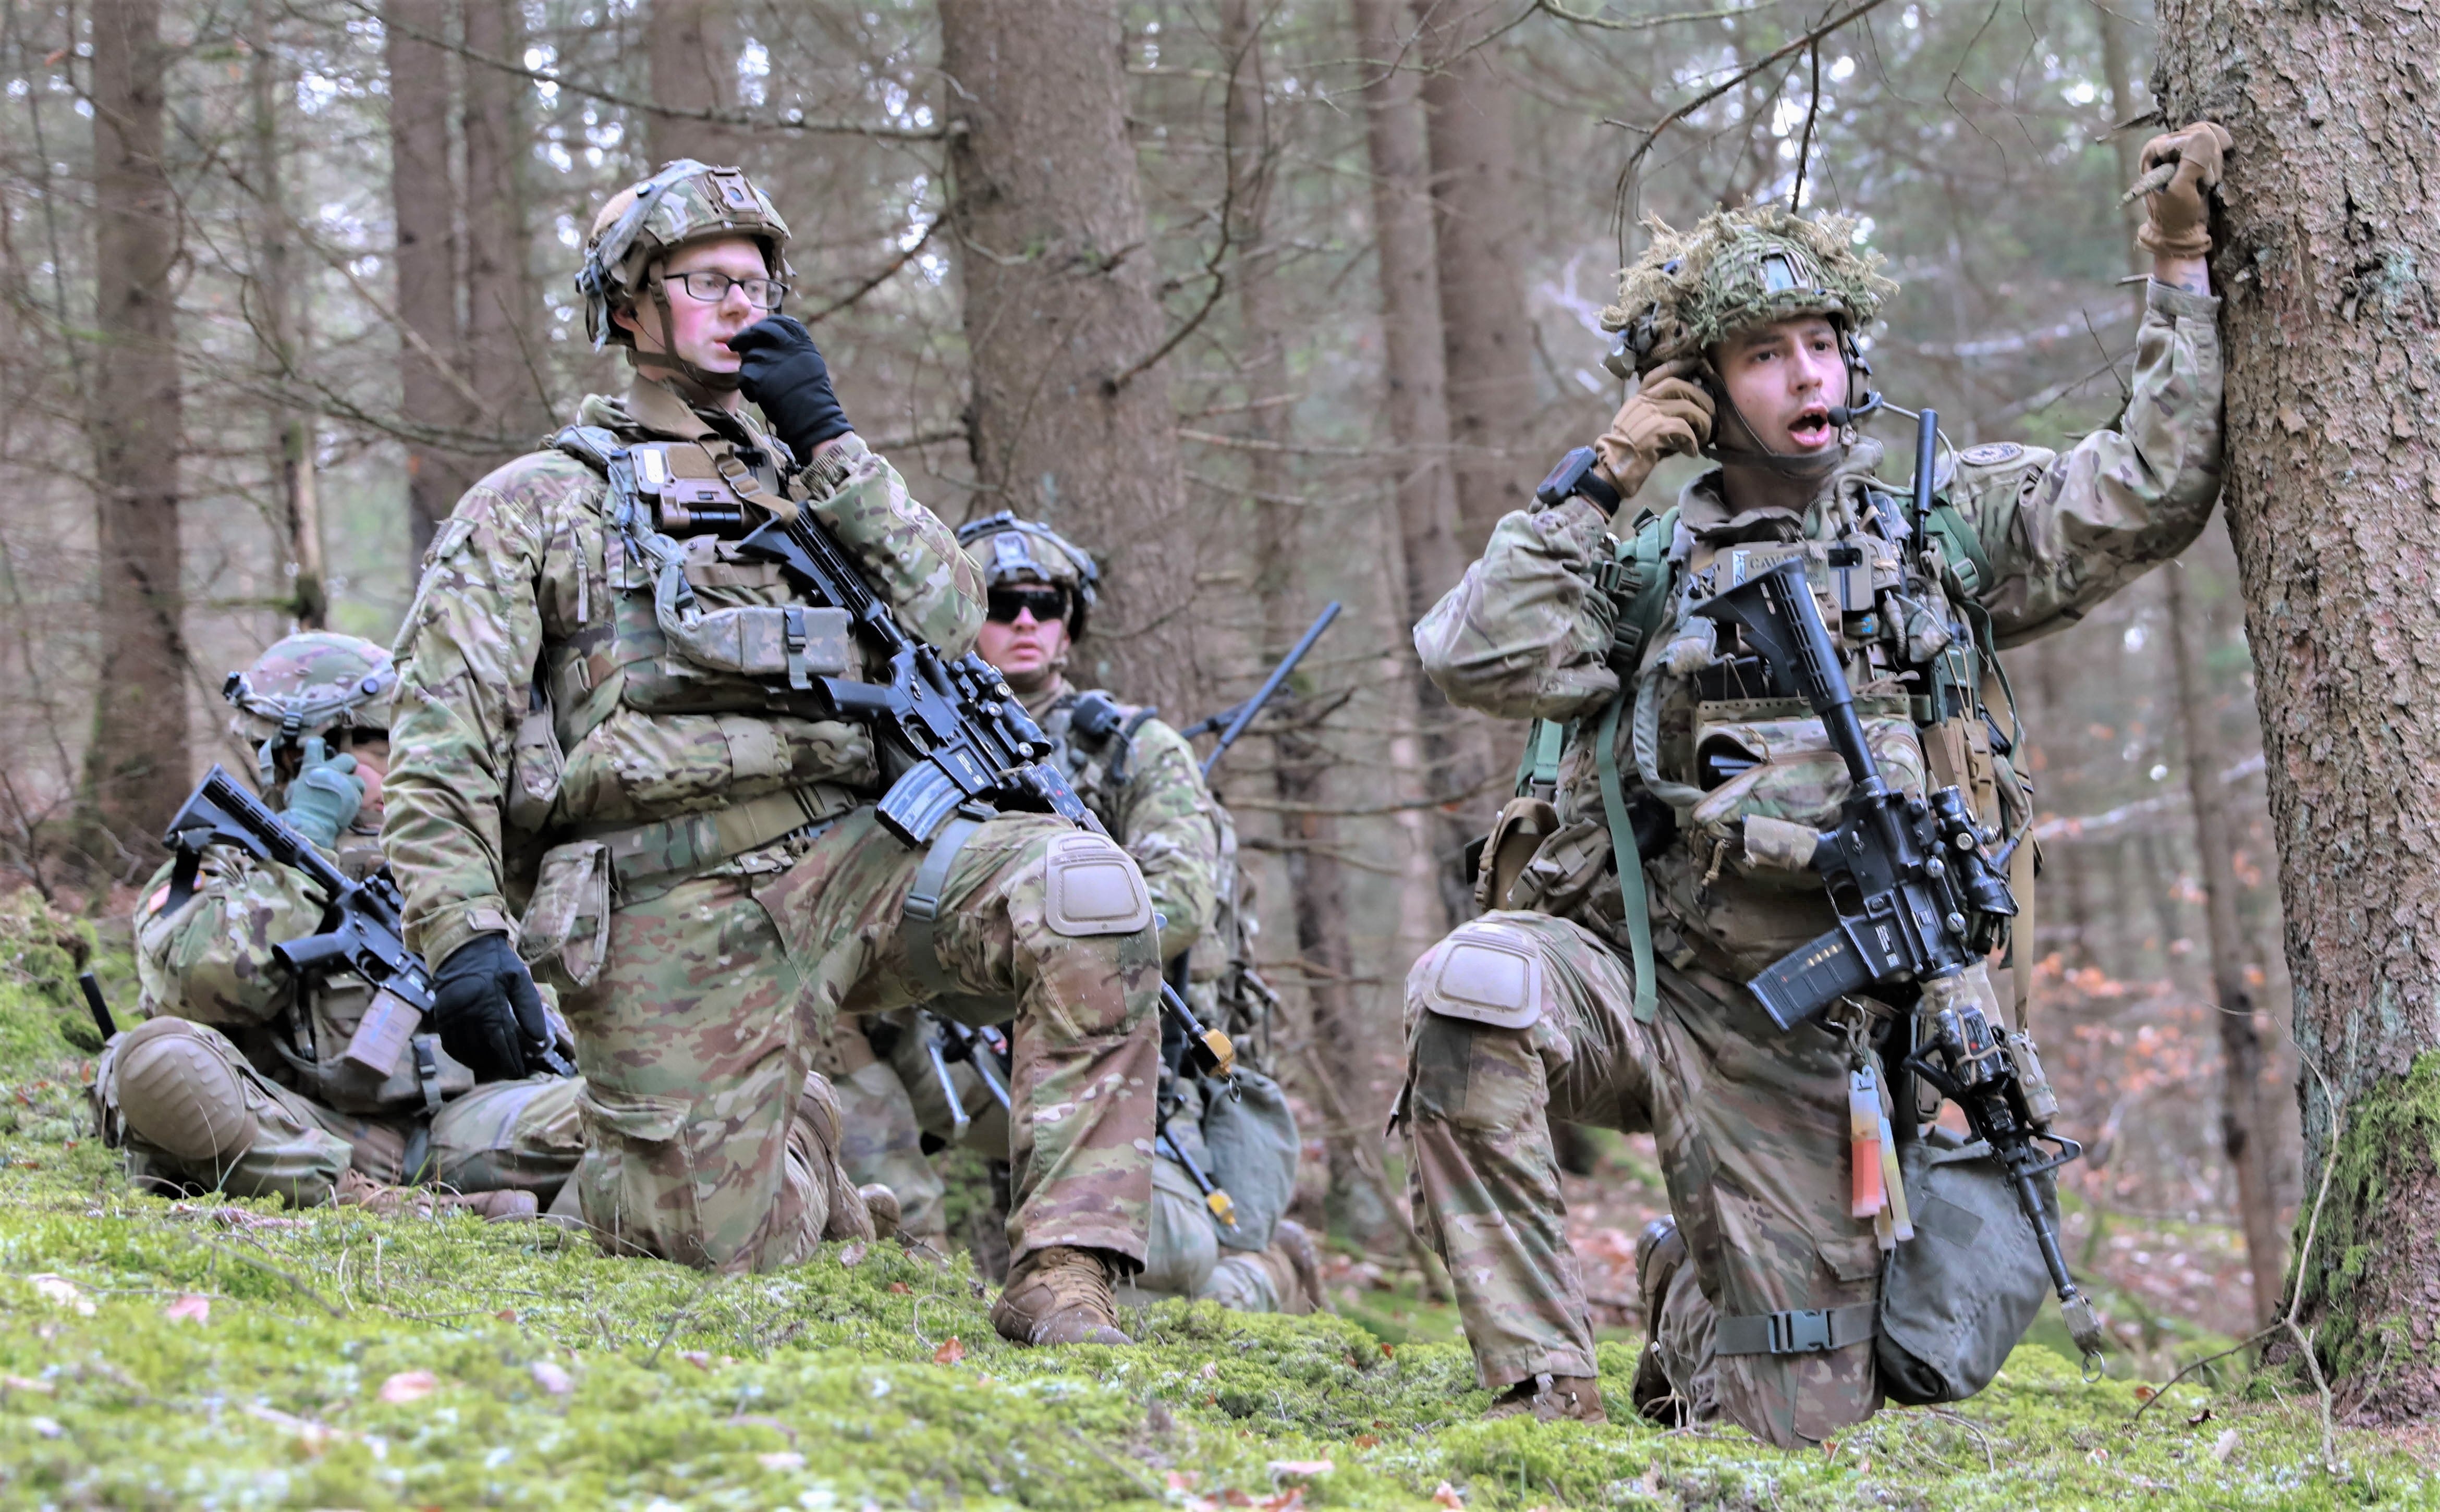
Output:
[95,634,582,1209]
[381,163,1160,1280]
[1397,205,2224,1446]
[820,515,1312,1312]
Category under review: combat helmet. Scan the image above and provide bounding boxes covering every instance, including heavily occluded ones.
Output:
[223,632,397,789]
[577,158,792,389]
[956,513,1102,640]
[1602,205,1896,470]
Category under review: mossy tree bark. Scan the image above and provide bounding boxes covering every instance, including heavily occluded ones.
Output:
[939,0,1200,716]
[2156,0,2440,1417]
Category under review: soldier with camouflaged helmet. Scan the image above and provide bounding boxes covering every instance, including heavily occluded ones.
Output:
[816,515,1320,1314]
[1394,126,2232,1443]
[94,634,576,1218]
[377,161,1162,1343]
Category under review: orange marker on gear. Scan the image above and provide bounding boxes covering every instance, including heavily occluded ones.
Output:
[1849,1066,1885,1219]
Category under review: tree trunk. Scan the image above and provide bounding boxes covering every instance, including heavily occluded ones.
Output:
[82,0,187,868]
[2156,0,2440,1417]
[1411,0,1533,548]
[2026,635,2096,971]
[1216,0,1389,1248]
[385,0,470,560]
[461,0,545,444]
[247,0,324,630]
[2165,564,2285,1333]
[646,0,743,168]
[1351,0,1495,922]
[938,0,1200,717]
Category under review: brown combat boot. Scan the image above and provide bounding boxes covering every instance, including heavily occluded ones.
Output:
[991,1245,1133,1346]
[1632,1215,1689,1425]
[1483,1374,1608,1423]
[1271,1219,1326,1316]
[859,1183,903,1241]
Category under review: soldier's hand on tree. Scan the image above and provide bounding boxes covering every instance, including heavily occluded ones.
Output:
[1594,358,1715,498]
[2135,120,2233,260]
[728,315,852,460]
[431,935,551,1082]
[279,744,364,850]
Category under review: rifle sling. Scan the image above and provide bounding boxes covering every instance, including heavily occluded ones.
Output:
[902,813,986,998]
[1595,695,1658,1024]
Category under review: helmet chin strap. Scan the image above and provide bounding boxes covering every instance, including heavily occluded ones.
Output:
[1694,347,1870,486]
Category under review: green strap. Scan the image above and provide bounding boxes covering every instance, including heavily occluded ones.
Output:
[1517,718,1565,796]
[1595,694,1657,1024]
[1924,501,1993,601]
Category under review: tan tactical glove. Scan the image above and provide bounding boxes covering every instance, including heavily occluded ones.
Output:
[1594,358,1715,498]
[2134,120,2233,259]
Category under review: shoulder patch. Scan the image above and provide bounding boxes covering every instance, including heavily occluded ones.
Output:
[1957,442,2024,468]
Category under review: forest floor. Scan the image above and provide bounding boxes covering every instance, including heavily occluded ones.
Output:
[3,891,2434,1510]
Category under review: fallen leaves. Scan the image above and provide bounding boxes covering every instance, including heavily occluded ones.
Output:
[758,1450,807,1471]
[1267,1459,1333,1480]
[162,1294,210,1324]
[836,1241,869,1268]
[2212,1427,2240,1463]
[2,1374,54,1396]
[376,1370,438,1404]
[530,1360,573,1397]
[28,1274,94,1316]
[1432,1482,1466,1508]
[932,1336,965,1365]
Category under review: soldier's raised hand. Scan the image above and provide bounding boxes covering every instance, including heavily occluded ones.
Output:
[279,741,364,850]
[728,314,852,461]
[2134,121,2233,259]
[1593,358,1716,500]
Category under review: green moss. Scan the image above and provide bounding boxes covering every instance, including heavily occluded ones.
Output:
[1,917,2429,1508]
[2291,1051,2440,1389]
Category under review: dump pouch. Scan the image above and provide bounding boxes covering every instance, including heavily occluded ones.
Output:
[1875,1135,2059,1404]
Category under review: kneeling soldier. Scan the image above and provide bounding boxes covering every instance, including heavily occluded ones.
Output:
[1397,127,2230,1443]
[97,634,575,1218]
[380,162,1160,1343]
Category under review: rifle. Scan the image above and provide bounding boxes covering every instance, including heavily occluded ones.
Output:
[736,502,1090,846]
[160,765,576,1080]
[1180,601,1341,779]
[78,973,117,1041]
[933,1017,1013,1117]
[1690,542,2104,1369]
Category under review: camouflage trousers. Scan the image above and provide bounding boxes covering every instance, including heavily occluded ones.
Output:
[814,1012,1009,1250]
[1396,910,1883,1449]
[567,805,1160,1274]
[94,1015,582,1208]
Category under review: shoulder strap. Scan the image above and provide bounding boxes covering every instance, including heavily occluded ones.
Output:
[1594,693,1657,1024]
[551,424,625,476]
[1917,492,1994,602]
[1509,506,1681,802]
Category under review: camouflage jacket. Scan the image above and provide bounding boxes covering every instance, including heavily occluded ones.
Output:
[383,378,985,967]
[1023,676,1225,965]
[132,839,474,1116]
[1418,279,2224,975]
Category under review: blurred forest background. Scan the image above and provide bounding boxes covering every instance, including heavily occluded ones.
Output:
[0,0,2296,1353]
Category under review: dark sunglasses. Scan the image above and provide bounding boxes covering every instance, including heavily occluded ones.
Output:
[986,586,1071,625]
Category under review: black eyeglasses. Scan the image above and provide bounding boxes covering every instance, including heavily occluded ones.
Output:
[986,587,1070,625]
[655,271,788,310]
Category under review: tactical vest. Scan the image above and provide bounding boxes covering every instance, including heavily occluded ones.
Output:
[1490,482,2027,1005]
[517,428,879,841]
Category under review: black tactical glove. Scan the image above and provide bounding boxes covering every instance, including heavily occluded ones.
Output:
[430,934,549,1083]
[728,315,851,459]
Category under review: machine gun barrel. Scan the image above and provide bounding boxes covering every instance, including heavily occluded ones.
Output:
[1184,601,1341,779]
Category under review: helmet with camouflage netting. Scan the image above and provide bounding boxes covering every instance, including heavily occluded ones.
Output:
[578,159,794,366]
[955,512,1102,640]
[223,632,397,785]
[1600,204,1895,379]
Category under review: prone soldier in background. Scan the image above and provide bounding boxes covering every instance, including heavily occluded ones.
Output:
[1397,125,2231,1444]
[380,162,1161,1343]
[820,516,1319,1314]
[93,634,576,1218]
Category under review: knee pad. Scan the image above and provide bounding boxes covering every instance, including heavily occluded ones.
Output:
[1412,919,1546,1029]
[112,1017,260,1164]
[1041,833,1153,938]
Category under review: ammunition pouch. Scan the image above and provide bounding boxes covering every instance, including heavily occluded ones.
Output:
[518,839,614,995]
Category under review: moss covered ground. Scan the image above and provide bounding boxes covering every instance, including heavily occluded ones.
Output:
[4,891,2434,1510]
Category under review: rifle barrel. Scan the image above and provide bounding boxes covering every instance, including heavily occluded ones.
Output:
[1200,601,1341,778]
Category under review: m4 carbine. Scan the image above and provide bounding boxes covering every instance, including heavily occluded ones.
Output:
[161,766,576,1080]
[737,502,1090,847]
[1691,555,2104,1368]
[737,498,1233,1084]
